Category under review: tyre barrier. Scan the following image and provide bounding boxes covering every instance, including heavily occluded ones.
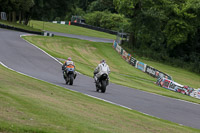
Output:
[43,32,54,37]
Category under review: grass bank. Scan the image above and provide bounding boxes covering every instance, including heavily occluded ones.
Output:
[0,20,41,32]
[22,35,200,104]
[0,62,199,133]
[29,20,116,39]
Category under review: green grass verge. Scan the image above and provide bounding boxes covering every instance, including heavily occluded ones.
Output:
[29,20,116,40]
[0,20,41,32]
[1,61,199,133]
[22,35,200,104]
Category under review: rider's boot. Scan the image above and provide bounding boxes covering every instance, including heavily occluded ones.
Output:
[94,74,98,83]
[74,71,77,79]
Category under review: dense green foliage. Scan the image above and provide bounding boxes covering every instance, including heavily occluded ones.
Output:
[0,0,34,24]
[87,0,115,13]
[83,11,130,31]
[114,0,200,74]
[0,0,96,22]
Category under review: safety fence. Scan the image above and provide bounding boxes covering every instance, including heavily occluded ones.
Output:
[113,40,200,99]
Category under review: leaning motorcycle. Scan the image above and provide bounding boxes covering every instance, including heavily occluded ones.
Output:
[64,64,75,85]
[95,73,109,93]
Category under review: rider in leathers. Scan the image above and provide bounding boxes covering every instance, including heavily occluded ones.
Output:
[94,59,110,84]
[62,57,76,79]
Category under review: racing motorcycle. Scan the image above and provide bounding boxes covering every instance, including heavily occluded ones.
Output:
[63,64,76,85]
[95,73,109,93]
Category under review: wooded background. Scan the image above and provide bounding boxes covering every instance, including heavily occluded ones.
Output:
[0,0,200,73]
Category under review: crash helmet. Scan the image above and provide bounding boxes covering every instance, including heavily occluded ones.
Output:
[67,57,72,61]
[100,59,106,63]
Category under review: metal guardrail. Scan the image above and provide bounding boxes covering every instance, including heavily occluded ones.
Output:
[71,22,118,35]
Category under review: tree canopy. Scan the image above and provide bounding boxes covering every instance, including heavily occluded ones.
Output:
[114,0,200,73]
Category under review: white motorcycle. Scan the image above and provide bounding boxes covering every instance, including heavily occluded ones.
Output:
[95,73,109,93]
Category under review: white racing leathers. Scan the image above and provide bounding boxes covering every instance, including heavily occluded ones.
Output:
[94,62,110,82]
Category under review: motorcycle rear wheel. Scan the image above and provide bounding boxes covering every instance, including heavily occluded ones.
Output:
[69,74,74,85]
[101,80,107,93]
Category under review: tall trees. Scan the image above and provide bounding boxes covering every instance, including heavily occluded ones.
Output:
[87,0,116,13]
[114,0,167,48]
[83,11,130,30]
[0,0,34,23]
[19,0,34,24]
[114,0,200,73]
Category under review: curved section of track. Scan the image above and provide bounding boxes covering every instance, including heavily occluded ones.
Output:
[0,29,200,129]
[49,31,114,43]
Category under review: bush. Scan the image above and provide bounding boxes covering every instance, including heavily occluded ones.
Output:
[55,17,60,21]
[83,11,130,31]
[83,11,104,27]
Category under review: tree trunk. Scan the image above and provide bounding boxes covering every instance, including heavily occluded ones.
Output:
[129,33,136,49]
[9,12,12,22]
[12,11,16,22]
[24,13,30,25]
[19,11,22,24]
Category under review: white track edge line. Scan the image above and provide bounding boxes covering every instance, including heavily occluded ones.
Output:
[0,61,158,119]
[20,34,62,65]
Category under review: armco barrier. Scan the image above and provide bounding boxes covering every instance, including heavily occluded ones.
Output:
[135,61,147,72]
[145,65,157,78]
[122,50,129,60]
[0,23,42,35]
[112,40,172,79]
[113,41,117,49]
[112,40,199,99]
[157,78,183,91]
[190,88,200,99]
[129,57,137,66]
[116,44,122,54]
[71,22,118,35]
[197,89,200,99]
[145,65,172,80]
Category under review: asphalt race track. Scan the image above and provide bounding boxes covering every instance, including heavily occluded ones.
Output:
[0,28,200,129]
[49,31,114,43]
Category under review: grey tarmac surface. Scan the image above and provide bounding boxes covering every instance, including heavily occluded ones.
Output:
[0,28,200,129]
[48,31,114,43]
